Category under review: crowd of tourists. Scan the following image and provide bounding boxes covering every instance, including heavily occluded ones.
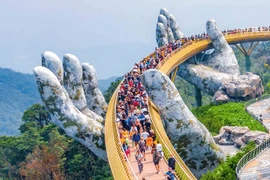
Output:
[116,40,177,176]
[115,26,268,179]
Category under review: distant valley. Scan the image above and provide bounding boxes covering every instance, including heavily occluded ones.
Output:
[0,67,118,136]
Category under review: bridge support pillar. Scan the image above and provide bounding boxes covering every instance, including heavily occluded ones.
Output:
[170,66,179,83]
[245,54,251,72]
[234,42,259,72]
[195,86,202,107]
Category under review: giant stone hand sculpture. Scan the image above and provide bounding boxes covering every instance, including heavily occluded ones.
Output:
[34,51,107,161]
[156,8,184,47]
[177,20,263,102]
[205,19,240,75]
[141,69,224,178]
[156,9,263,103]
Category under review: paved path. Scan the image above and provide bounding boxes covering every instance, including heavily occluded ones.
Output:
[218,144,239,156]
[246,99,270,131]
[127,145,169,180]
[238,99,270,180]
[239,147,270,180]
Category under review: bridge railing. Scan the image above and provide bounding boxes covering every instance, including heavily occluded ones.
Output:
[106,30,270,180]
[236,138,270,179]
[105,87,138,180]
[148,101,197,180]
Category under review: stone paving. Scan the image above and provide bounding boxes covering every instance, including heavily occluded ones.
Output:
[128,145,169,180]
[246,99,270,131]
[239,99,270,180]
[239,148,270,180]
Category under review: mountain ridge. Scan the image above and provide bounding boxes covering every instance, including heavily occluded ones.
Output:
[0,67,118,136]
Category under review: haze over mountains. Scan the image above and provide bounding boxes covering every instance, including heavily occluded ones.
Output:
[0,67,118,136]
[1,42,154,79]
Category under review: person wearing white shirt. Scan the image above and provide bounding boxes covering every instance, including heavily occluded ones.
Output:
[156,141,163,157]
[141,130,149,141]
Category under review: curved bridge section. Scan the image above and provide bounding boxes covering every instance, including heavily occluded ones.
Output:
[105,31,270,180]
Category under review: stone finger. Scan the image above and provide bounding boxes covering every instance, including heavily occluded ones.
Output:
[62,54,104,123]
[82,63,107,118]
[41,51,63,84]
[33,66,107,161]
[206,19,240,75]
[169,14,184,40]
[141,69,224,178]
[156,22,168,47]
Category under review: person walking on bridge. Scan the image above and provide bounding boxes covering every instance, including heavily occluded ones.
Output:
[153,148,162,174]
[135,150,144,174]
[165,167,175,180]
[168,154,176,171]
[156,140,163,157]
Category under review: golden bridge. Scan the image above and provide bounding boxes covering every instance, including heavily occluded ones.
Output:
[105,31,270,180]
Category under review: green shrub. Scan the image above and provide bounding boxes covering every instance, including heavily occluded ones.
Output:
[200,141,256,180]
[192,102,267,136]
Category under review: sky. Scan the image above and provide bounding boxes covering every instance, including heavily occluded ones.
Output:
[1,0,270,79]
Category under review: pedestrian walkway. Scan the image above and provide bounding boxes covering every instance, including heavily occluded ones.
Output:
[239,147,270,180]
[128,145,169,180]
[239,99,270,180]
[246,99,270,131]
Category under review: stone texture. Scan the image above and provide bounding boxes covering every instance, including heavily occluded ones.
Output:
[41,51,63,84]
[36,52,107,161]
[141,69,224,178]
[82,63,107,118]
[33,66,107,161]
[63,54,87,112]
[61,54,104,124]
[214,126,270,148]
[156,8,183,47]
[242,131,270,145]
[169,14,183,40]
[156,22,168,47]
[178,63,264,103]
[171,19,263,103]
[205,20,240,75]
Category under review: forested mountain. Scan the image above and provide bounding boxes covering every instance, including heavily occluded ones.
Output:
[0,67,118,136]
[0,104,112,179]
[0,68,41,136]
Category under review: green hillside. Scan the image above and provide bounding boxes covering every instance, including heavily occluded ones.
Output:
[0,68,41,136]
[0,67,118,136]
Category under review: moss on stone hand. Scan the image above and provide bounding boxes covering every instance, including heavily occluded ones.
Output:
[74,89,81,100]
[176,119,183,129]
[168,118,174,122]
[63,121,81,129]
[209,142,219,151]
[185,159,197,170]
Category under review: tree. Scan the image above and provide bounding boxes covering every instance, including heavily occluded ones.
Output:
[103,79,121,103]
[19,104,51,133]
[0,103,112,179]
[19,129,68,180]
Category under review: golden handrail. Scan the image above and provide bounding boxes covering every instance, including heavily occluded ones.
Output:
[105,31,270,180]
[148,101,197,180]
[105,87,136,180]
